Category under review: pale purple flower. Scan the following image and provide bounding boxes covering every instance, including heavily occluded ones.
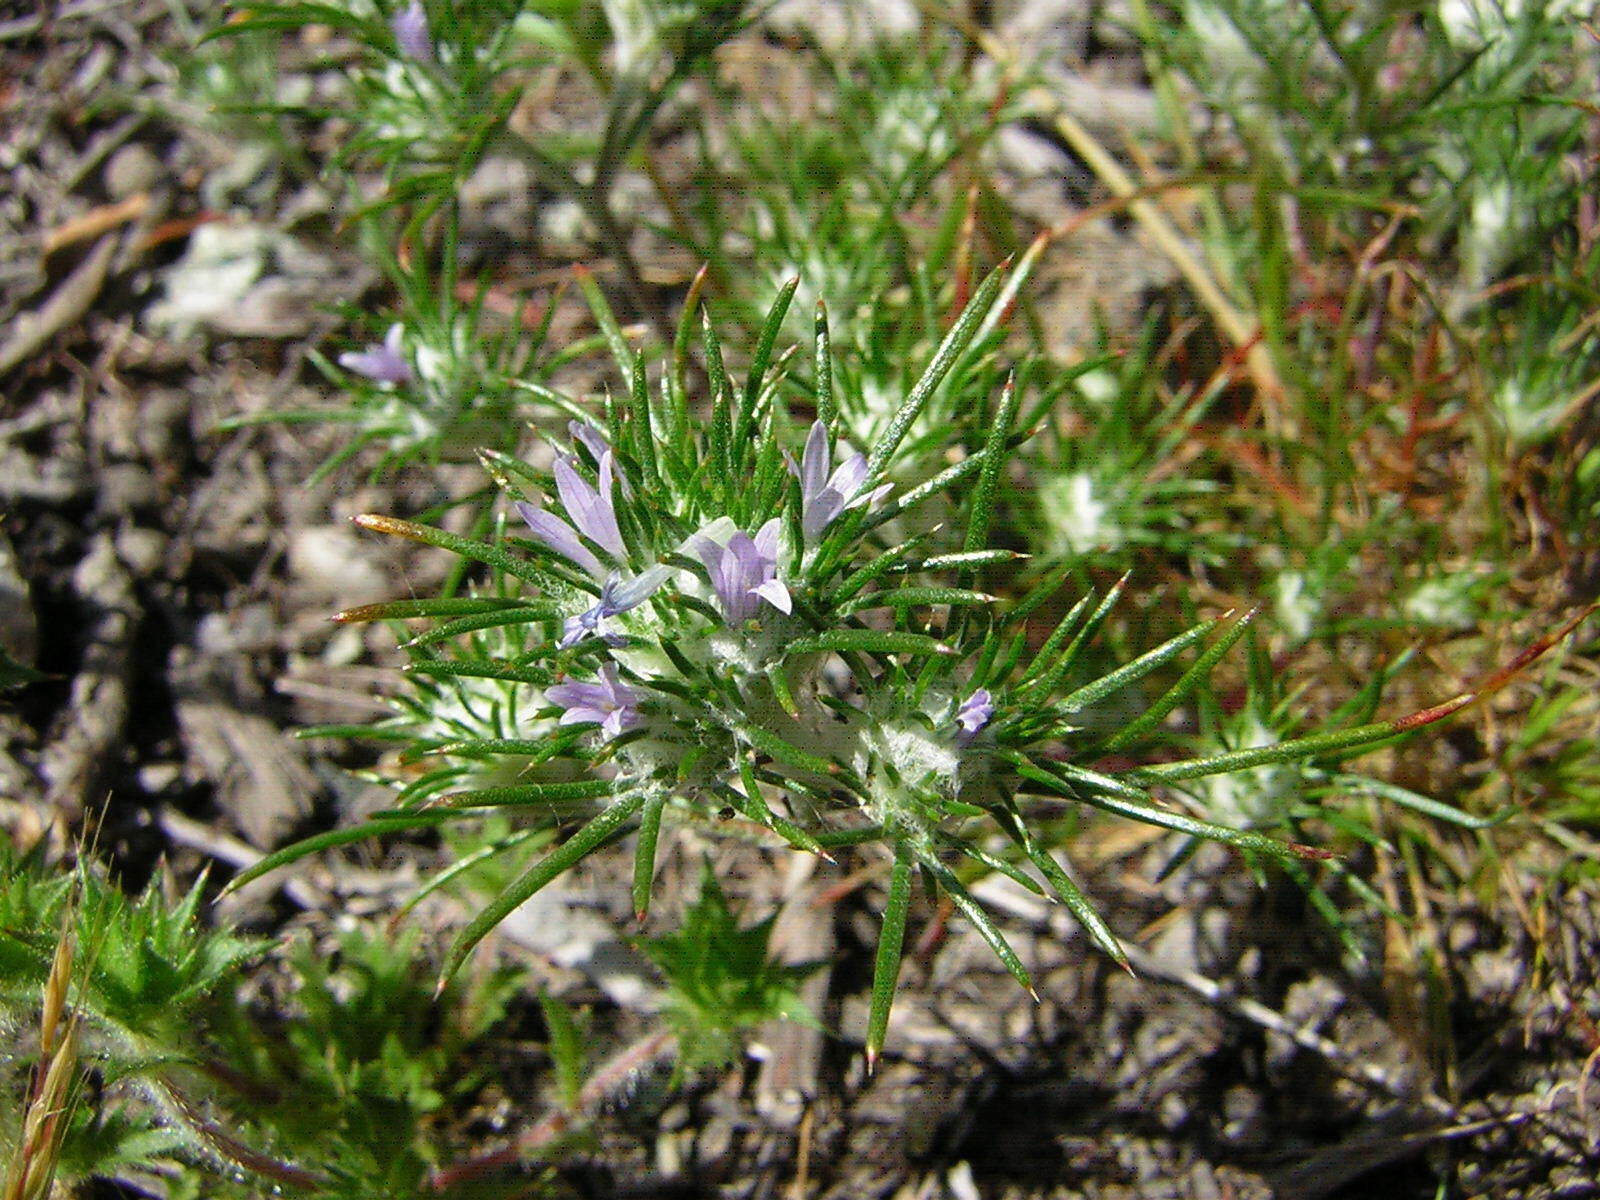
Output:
[954,689,994,745]
[556,565,670,648]
[515,436,667,647]
[571,421,631,498]
[697,518,792,624]
[554,451,626,559]
[392,1,435,64]
[339,323,412,385]
[515,447,626,574]
[547,663,642,739]
[517,500,606,579]
[797,420,891,542]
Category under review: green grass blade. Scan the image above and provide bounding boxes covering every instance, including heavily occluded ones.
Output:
[440,790,649,986]
[1098,607,1259,754]
[865,256,1013,479]
[574,264,635,382]
[918,854,1035,997]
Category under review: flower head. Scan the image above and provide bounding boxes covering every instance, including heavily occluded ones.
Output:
[697,519,792,624]
[392,1,435,64]
[546,663,643,739]
[954,689,994,745]
[797,420,891,542]
[339,323,413,386]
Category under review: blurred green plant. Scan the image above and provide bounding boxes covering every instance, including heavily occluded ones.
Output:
[640,870,816,1072]
[0,844,546,1199]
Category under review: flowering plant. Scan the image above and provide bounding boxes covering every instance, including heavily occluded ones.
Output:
[227,264,1512,1064]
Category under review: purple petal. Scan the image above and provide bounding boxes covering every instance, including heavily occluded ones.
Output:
[753,518,782,562]
[553,454,624,559]
[801,420,830,500]
[828,452,870,502]
[546,680,602,710]
[597,663,641,706]
[801,494,844,543]
[608,563,671,612]
[847,482,894,513]
[392,1,435,63]
[547,664,641,740]
[569,421,612,466]
[727,533,764,585]
[955,689,995,744]
[517,501,605,579]
[754,578,792,614]
[338,323,412,385]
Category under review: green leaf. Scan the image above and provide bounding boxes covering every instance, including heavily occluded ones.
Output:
[938,830,1045,896]
[737,722,839,778]
[1098,607,1259,753]
[739,277,799,454]
[814,300,837,434]
[334,597,535,623]
[541,995,586,1112]
[440,791,649,986]
[428,778,615,809]
[221,814,458,894]
[866,257,1013,479]
[838,588,998,618]
[865,839,914,1070]
[632,791,668,919]
[402,606,560,649]
[575,264,635,382]
[917,854,1035,996]
[353,514,545,586]
[783,630,953,660]
[963,373,1020,558]
[1138,720,1410,782]
[1055,619,1217,713]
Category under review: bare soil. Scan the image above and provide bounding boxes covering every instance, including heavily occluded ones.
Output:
[2,4,1597,1198]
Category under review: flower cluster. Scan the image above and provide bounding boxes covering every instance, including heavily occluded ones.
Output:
[265,270,1449,1066]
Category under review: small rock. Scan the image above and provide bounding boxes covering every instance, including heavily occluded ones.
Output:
[137,761,183,793]
[97,463,159,513]
[0,524,37,666]
[288,525,389,602]
[114,526,166,577]
[104,143,161,199]
[196,604,278,655]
